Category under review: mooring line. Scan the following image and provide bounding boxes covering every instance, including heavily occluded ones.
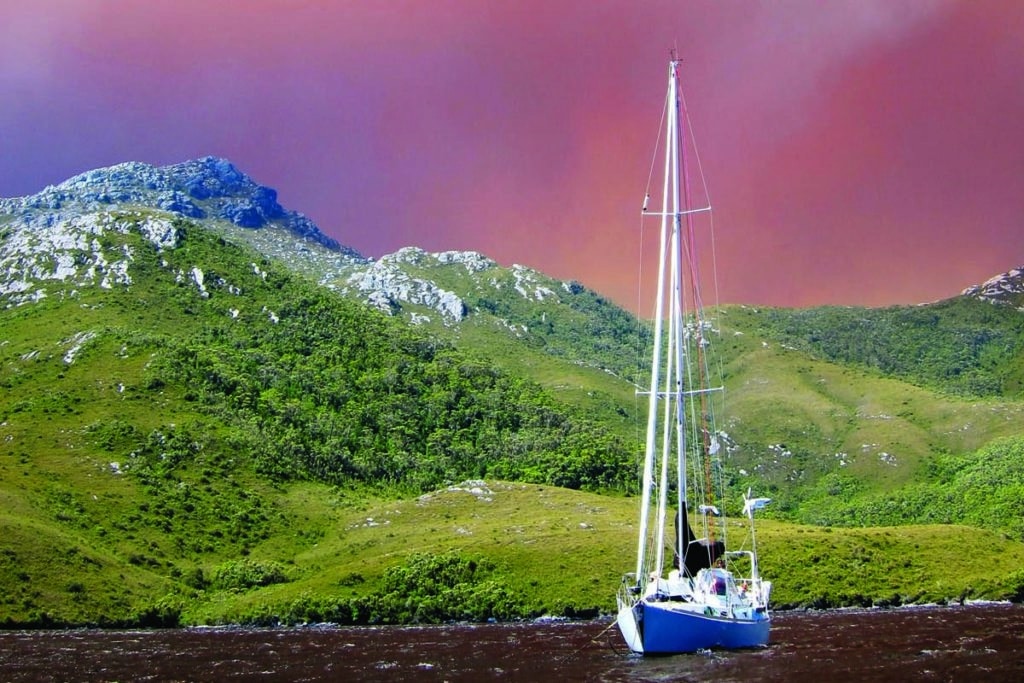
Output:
[556,620,625,664]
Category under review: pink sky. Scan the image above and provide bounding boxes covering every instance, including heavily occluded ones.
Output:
[1,1,1021,310]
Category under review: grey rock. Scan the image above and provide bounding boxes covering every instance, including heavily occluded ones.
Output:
[0,156,351,253]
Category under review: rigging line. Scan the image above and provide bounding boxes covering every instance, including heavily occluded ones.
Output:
[681,295,707,526]
[677,86,712,229]
[633,82,672,498]
[633,212,646,497]
[636,386,724,397]
[635,81,671,374]
[679,83,723,316]
[676,84,717,341]
[644,86,671,202]
[676,66,718,541]
[637,77,670,317]
[555,619,622,664]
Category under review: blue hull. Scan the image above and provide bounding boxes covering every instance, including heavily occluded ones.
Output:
[637,602,770,654]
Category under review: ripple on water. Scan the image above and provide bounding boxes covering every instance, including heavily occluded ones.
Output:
[0,606,1023,681]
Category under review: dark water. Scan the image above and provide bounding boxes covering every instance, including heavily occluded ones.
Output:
[2,604,1023,681]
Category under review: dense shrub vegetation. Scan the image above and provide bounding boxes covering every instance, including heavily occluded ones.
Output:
[4,211,1024,627]
[756,299,1024,397]
[350,551,526,624]
[210,559,289,591]
[470,281,649,384]
[213,552,532,626]
[119,223,636,494]
[804,436,1024,538]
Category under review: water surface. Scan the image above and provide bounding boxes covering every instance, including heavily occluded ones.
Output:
[2,603,1023,681]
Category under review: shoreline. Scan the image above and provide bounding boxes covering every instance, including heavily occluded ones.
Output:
[2,599,1018,632]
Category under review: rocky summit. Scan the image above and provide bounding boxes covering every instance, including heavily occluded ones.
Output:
[0,156,352,255]
[0,157,614,333]
[962,267,1024,310]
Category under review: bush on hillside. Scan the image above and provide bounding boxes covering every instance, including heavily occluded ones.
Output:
[210,559,289,591]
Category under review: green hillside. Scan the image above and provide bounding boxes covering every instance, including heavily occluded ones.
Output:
[3,206,1024,627]
[390,255,646,382]
[316,252,1024,536]
[340,252,1024,534]
[751,299,1024,397]
[0,212,632,625]
[691,306,1024,528]
[2,213,633,491]
[318,249,648,441]
[162,482,1024,625]
[5,476,1024,627]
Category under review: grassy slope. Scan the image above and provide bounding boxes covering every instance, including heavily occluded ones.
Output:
[204,226,1024,527]
[749,298,1024,397]
[413,295,1024,525]
[3,216,1024,625]
[366,256,644,442]
[0,214,637,625]
[714,306,1024,519]
[3,298,1022,625]
[183,481,1024,624]
[0,283,291,624]
[375,293,1024,524]
[4,461,1024,626]
[450,319,639,441]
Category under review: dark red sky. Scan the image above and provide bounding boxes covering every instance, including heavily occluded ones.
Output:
[1,1,1021,310]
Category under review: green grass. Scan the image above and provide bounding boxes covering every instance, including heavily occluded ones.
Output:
[451,317,640,441]
[749,299,1024,397]
[757,521,1024,608]
[8,472,1018,627]
[712,306,1024,519]
[3,210,1024,627]
[0,213,635,625]
[108,481,1024,624]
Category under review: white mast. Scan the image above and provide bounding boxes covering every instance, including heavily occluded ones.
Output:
[654,60,685,577]
[668,58,690,570]
[653,257,676,575]
[634,59,678,584]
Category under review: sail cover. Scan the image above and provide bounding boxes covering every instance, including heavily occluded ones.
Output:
[674,507,725,576]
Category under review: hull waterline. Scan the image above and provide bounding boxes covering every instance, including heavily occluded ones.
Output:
[617,601,770,654]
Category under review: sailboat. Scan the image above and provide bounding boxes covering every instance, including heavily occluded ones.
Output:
[615,57,772,654]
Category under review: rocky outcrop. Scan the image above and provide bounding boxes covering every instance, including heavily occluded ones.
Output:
[0,156,351,254]
[342,257,467,324]
[0,157,598,330]
[0,211,181,305]
[962,267,1024,309]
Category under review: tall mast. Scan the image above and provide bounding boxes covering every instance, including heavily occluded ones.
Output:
[669,59,689,567]
[634,59,677,583]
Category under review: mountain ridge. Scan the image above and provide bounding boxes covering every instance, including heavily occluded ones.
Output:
[962,266,1024,309]
[4,156,1023,407]
[1,158,648,390]
[3,157,1024,626]
[4,157,1023,492]
[0,156,356,256]
[6,157,1020,320]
